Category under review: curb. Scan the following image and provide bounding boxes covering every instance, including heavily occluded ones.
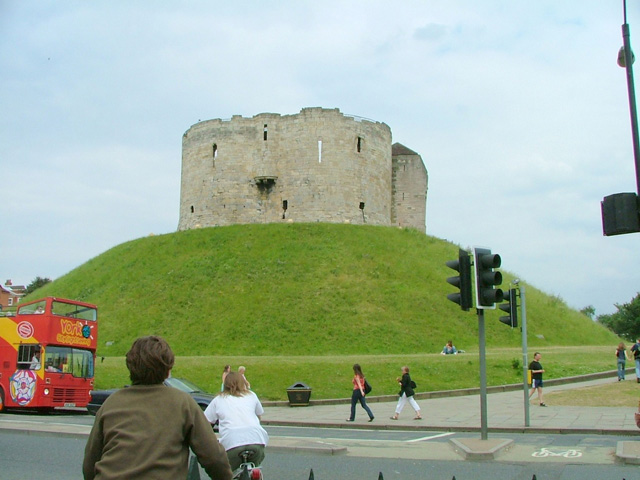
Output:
[616,441,640,465]
[450,437,514,460]
[259,419,639,437]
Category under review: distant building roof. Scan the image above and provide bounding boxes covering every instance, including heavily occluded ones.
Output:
[392,143,419,156]
[1,283,25,296]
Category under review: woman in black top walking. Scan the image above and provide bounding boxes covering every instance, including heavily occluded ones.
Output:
[390,366,422,420]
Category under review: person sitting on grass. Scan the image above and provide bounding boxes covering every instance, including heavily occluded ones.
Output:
[441,340,458,355]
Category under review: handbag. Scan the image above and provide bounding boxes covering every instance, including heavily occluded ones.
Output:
[410,380,417,389]
[364,379,372,394]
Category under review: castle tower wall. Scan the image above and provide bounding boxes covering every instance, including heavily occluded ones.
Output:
[178,108,394,230]
[391,144,428,232]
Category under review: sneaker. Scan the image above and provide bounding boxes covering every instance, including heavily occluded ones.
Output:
[540,403,547,407]
[346,419,354,422]
[368,417,374,422]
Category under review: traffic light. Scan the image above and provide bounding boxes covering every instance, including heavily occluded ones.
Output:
[499,288,518,328]
[473,247,503,309]
[445,249,472,311]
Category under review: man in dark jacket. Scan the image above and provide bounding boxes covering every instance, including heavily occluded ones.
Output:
[83,336,232,480]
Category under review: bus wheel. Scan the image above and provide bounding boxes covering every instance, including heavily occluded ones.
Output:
[0,388,5,413]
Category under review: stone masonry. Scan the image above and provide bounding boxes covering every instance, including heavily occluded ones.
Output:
[178,107,428,231]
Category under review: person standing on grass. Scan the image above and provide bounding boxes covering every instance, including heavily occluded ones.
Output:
[528,352,546,406]
[631,338,640,383]
[346,363,374,422]
[616,342,629,381]
[221,364,231,392]
[238,365,251,389]
[390,365,422,420]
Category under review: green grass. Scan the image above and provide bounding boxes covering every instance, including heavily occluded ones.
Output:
[20,223,623,400]
[546,379,640,407]
[94,346,621,401]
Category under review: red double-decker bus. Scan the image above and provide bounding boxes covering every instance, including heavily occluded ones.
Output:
[0,296,98,412]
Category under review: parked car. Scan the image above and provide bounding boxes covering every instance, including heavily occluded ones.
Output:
[87,377,216,416]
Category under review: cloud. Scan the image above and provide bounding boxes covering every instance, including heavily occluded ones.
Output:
[1,0,638,316]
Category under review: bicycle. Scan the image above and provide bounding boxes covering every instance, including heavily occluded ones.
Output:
[232,448,264,480]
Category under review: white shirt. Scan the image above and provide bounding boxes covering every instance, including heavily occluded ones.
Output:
[204,391,268,451]
[30,355,41,370]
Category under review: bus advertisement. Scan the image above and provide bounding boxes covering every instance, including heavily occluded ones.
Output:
[0,296,98,412]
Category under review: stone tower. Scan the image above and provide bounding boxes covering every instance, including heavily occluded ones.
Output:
[178,107,427,231]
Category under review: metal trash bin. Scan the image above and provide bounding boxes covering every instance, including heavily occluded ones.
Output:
[286,382,312,406]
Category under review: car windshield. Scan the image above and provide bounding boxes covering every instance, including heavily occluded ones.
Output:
[165,377,204,393]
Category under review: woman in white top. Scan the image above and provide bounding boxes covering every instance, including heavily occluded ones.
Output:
[204,371,268,471]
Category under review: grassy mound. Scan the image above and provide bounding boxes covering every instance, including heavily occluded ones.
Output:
[28,223,617,359]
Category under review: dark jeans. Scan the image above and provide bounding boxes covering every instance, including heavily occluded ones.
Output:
[349,389,374,420]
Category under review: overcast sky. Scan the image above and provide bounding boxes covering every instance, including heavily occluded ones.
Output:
[2,1,639,316]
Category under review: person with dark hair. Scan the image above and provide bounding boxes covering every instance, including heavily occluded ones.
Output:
[346,363,374,422]
[204,371,269,471]
[528,352,546,407]
[631,338,640,383]
[83,336,231,480]
[390,365,422,420]
[29,350,41,370]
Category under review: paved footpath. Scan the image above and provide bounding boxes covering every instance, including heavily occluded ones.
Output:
[262,376,639,434]
[259,374,640,463]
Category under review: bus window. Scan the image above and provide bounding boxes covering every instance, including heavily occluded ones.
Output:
[45,346,94,378]
[17,345,42,370]
[18,301,46,315]
[52,300,97,321]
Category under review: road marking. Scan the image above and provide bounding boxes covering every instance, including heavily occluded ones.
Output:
[532,447,582,458]
[407,432,455,443]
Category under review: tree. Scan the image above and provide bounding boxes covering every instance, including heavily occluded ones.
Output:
[25,276,52,295]
[597,293,640,341]
[580,305,596,320]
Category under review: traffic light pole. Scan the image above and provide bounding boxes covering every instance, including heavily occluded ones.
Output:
[478,308,488,440]
[622,0,640,194]
[519,285,530,427]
